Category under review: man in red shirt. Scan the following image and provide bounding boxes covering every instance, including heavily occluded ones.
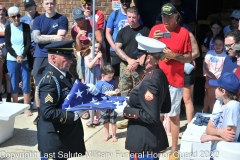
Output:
[149,3,192,160]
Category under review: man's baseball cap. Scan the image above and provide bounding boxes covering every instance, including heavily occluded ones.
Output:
[81,0,92,5]
[230,10,240,19]
[72,8,85,20]
[80,36,90,45]
[209,73,240,93]
[161,3,177,15]
[24,0,36,7]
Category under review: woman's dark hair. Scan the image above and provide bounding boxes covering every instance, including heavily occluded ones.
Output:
[204,19,223,49]
[213,33,224,43]
[100,63,115,75]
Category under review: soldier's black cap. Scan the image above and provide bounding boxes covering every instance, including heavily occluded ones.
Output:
[45,40,76,59]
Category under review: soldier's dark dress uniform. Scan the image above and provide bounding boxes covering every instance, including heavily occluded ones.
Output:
[123,36,171,158]
[37,41,85,159]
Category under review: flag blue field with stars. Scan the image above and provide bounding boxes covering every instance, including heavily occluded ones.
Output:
[62,79,128,111]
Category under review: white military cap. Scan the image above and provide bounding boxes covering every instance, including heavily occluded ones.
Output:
[134,36,166,55]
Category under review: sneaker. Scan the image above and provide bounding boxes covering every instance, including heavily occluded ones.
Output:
[33,115,40,125]
[169,151,179,160]
[117,119,128,129]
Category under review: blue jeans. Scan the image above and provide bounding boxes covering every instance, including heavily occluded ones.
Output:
[7,60,31,94]
[130,152,160,160]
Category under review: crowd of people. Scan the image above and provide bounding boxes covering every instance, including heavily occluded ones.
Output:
[1,0,240,159]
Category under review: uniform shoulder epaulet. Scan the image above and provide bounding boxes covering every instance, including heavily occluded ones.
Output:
[42,71,54,83]
[37,71,61,102]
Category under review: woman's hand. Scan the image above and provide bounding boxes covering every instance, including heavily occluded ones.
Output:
[17,55,23,63]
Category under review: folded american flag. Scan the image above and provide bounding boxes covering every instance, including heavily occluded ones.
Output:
[62,80,127,111]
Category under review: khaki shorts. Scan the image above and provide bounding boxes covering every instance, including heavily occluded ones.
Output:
[161,85,183,117]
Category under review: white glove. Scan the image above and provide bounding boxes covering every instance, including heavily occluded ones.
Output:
[114,100,129,117]
[86,83,100,96]
[73,110,86,121]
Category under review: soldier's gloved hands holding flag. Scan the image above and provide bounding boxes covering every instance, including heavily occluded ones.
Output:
[86,83,100,96]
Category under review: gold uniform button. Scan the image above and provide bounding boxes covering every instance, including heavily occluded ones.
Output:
[124,113,126,115]
[133,114,136,117]
[57,130,59,133]
[129,114,131,116]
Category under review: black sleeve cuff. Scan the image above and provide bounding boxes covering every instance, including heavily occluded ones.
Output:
[123,107,139,120]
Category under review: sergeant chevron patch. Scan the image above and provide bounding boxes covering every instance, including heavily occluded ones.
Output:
[144,90,153,101]
[45,94,53,103]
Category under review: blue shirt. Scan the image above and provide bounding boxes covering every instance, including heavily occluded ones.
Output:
[96,80,117,94]
[221,55,238,74]
[7,23,26,61]
[33,13,68,57]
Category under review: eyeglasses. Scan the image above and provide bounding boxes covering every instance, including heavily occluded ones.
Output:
[11,14,20,19]
[82,3,92,7]
[225,43,235,48]
[231,17,239,22]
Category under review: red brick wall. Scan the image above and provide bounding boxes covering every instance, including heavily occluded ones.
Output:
[0,0,115,39]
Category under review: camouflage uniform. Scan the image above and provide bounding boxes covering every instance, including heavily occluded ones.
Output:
[118,62,144,96]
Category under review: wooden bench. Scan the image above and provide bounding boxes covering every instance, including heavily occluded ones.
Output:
[0,102,30,144]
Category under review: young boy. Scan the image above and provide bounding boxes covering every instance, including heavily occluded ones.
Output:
[200,73,240,157]
[96,63,120,142]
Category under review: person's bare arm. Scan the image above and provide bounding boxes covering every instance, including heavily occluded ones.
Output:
[115,42,139,71]
[200,134,225,143]
[32,29,66,44]
[84,52,102,69]
[205,120,236,141]
[95,30,103,45]
[163,48,192,63]
[115,42,129,62]
[105,28,116,51]
[189,32,200,60]
[203,59,216,79]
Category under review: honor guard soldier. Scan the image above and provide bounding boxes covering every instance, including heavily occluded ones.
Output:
[123,36,171,160]
[37,40,87,160]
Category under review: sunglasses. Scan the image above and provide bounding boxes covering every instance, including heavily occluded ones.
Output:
[82,3,92,7]
[11,14,20,19]
[231,17,239,21]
